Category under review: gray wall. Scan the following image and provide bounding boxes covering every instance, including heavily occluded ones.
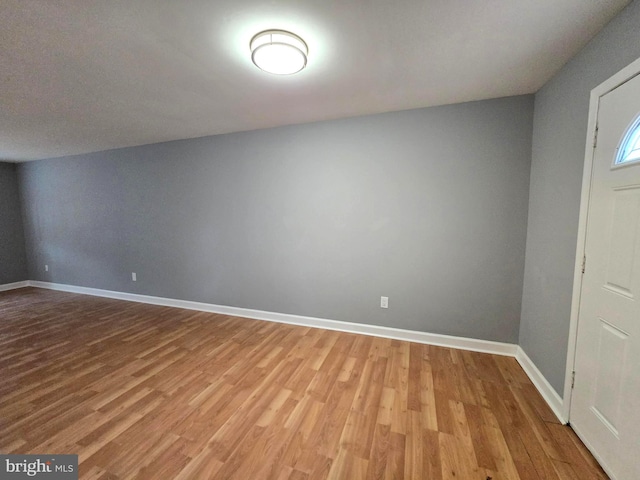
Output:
[520,0,640,395]
[0,162,28,284]
[19,95,533,343]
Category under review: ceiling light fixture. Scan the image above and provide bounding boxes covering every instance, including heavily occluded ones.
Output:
[250,30,308,75]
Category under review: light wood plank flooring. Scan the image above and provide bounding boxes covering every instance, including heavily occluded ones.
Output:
[1,288,606,479]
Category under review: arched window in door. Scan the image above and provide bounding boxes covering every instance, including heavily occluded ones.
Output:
[615,114,640,165]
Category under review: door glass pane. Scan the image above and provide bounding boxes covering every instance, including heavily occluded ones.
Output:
[616,114,640,165]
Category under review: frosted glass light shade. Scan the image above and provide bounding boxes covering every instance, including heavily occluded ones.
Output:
[250,30,308,75]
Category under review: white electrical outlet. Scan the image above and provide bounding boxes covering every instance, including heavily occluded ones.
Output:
[131,272,137,282]
[380,296,389,309]
[45,264,49,272]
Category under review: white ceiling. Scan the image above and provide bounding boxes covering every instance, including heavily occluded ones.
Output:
[0,0,631,161]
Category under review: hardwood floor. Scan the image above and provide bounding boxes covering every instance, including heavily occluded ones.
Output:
[0,288,606,479]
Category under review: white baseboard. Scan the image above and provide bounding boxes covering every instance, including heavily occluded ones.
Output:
[28,281,518,357]
[0,280,29,292]
[21,281,569,422]
[516,346,566,423]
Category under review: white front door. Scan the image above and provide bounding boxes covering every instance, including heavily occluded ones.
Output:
[571,72,640,480]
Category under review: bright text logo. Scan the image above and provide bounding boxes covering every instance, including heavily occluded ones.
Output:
[0,455,77,479]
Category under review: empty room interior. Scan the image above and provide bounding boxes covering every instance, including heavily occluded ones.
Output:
[1,1,640,479]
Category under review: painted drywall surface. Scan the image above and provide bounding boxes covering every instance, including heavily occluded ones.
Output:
[520,0,640,396]
[0,162,28,284]
[20,95,533,343]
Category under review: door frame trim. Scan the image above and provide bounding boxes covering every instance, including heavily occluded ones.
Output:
[565,55,640,422]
